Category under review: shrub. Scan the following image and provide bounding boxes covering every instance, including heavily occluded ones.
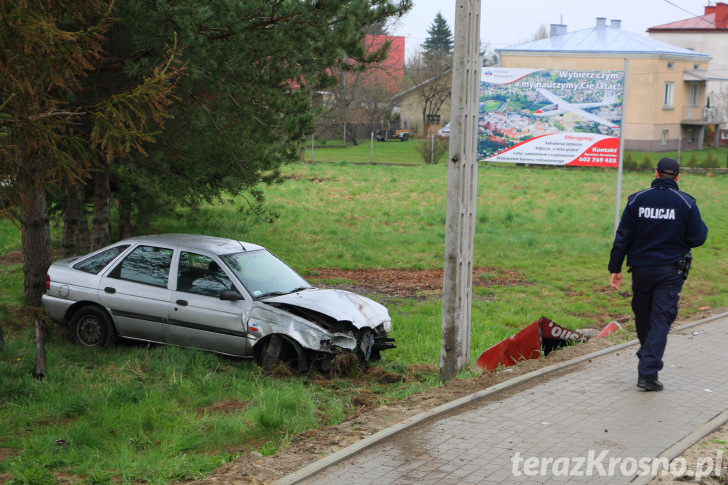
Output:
[640,155,653,171]
[416,137,448,164]
[687,153,698,168]
[622,152,637,170]
[703,152,717,168]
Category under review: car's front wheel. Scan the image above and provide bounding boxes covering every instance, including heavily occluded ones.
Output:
[70,306,116,348]
[257,335,309,375]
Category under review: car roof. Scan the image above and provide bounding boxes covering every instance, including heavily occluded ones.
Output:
[121,234,264,255]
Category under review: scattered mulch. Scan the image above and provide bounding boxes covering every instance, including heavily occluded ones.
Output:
[280,174,341,183]
[307,267,526,298]
[0,249,22,265]
[197,400,251,418]
[0,248,64,265]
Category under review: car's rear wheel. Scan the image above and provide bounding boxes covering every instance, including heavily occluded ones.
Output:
[71,306,116,348]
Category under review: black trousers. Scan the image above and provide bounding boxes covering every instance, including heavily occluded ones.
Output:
[630,265,684,379]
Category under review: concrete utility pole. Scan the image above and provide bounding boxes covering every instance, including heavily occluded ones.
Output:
[613,59,629,236]
[441,0,481,382]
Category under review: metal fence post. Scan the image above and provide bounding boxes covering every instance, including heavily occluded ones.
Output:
[370,132,374,163]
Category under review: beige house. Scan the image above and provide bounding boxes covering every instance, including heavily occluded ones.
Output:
[648,2,728,143]
[497,18,719,151]
[392,76,452,136]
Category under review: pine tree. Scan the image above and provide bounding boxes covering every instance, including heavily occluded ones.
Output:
[422,12,454,55]
[0,1,182,306]
[92,0,415,236]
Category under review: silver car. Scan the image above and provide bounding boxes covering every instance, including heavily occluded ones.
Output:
[42,234,395,373]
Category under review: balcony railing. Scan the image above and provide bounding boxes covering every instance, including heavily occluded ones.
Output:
[682,106,724,123]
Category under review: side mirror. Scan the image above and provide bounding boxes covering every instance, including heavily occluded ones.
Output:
[220,289,244,301]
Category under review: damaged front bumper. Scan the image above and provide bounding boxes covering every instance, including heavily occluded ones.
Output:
[250,288,396,362]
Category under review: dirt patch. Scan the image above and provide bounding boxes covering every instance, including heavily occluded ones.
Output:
[197,400,251,418]
[0,249,22,265]
[280,174,341,183]
[307,267,526,298]
[0,448,20,483]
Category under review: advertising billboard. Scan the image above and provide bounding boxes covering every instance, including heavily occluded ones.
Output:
[478,68,625,167]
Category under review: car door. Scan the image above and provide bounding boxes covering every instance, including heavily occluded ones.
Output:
[98,244,173,343]
[166,251,252,357]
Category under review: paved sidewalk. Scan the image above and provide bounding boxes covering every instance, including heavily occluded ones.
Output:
[277,313,728,484]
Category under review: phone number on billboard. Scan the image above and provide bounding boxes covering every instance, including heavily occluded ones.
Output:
[578,156,617,164]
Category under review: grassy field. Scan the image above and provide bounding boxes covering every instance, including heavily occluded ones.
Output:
[1,146,727,482]
[307,136,445,164]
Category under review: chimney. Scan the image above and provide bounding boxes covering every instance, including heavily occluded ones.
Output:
[707,3,728,29]
[596,17,606,27]
[610,19,621,29]
[550,24,567,37]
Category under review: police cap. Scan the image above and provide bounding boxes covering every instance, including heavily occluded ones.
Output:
[657,157,680,175]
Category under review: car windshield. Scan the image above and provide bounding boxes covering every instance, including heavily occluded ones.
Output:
[221,249,311,299]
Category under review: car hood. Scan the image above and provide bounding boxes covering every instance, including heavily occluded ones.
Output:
[263,288,391,330]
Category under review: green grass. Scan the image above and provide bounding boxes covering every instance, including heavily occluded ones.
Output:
[0,220,22,307]
[0,332,354,483]
[305,138,433,164]
[2,156,728,482]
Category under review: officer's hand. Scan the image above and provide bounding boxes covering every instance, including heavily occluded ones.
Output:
[610,273,622,291]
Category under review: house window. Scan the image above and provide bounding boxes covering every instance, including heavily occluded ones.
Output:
[689,84,700,106]
[663,82,674,108]
[661,130,669,146]
[667,62,674,69]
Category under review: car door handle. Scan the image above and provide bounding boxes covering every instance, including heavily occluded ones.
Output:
[104,287,116,294]
[176,299,188,306]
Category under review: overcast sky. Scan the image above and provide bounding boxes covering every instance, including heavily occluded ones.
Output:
[390,0,714,59]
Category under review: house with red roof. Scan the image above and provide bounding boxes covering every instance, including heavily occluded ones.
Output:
[361,35,405,94]
[648,3,728,144]
[315,34,406,143]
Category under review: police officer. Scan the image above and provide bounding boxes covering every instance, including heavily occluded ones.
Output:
[608,157,708,391]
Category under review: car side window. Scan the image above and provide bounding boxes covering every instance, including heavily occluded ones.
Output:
[73,245,130,274]
[177,252,233,297]
[108,245,172,288]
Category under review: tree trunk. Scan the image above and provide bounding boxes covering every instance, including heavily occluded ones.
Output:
[346,124,359,146]
[118,197,133,240]
[62,189,83,257]
[136,200,151,235]
[91,166,110,250]
[78,211,90,254]
[17,143,51,307]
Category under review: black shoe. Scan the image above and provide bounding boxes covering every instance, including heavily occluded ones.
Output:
[637,377,664,391]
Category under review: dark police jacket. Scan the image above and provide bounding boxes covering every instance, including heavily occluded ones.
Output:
[608,177,708,273]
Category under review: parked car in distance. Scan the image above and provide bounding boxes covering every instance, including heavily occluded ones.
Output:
[42,234,395,374]
[437,122,450,137]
